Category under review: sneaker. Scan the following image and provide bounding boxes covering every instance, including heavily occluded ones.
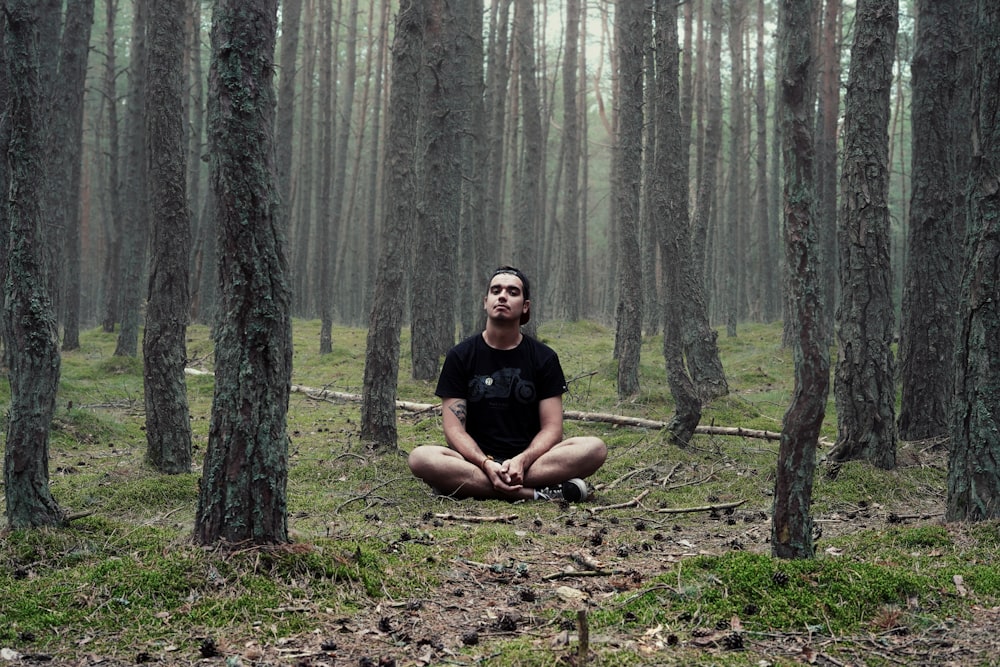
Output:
[536,478,588,502]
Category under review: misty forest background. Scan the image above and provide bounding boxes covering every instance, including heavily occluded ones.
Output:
[25,0,924,345]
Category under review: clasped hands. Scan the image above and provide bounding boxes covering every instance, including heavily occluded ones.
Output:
[482,456,526,492]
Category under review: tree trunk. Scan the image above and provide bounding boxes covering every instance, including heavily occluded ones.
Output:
[653,0,702,445]
[114,0,150,358]
[512,0,542,329]
[185,0,208,323]
[723,0,745,338]
[772,0,827,560]
[753,0,777,322]
[3,0,65,529]
[691,0,723,284]
[815,0,842,344]
[195,0,292,545]
[830,0,898,470]
[55,0,95,352]
[361,0,422,448]
[946,0,1000,522]
[898,0,973,442]
[561,0,583,321]
[291,0,317,317]
[682,0,729,401]
[410,0,463,379]
[614,0,643,399]
[143,0,192,474]
[317,0,335,354]
[275,0,302,235]
[99,0,123,333]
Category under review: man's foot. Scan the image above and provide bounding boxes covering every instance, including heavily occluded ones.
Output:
[535,478,589,502]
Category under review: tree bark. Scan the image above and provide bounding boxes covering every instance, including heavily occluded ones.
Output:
[653,0,702,446]
[772,0,827,560]
[830,0,898,470]
[512,0,542,330]
[99,0,123,333]
[114,0,150,358]
[410,0,463,379]
[946,0,1000,522]
[3,0,65,529]
[195,0,292,545]
[614,0,643,399]
[898,0,973,441]
[54,0,95,351]
[143,0,192,474]
[360,0,422,448]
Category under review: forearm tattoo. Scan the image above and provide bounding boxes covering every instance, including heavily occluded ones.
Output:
[449,400,467,427]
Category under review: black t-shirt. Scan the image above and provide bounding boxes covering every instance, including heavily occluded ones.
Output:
[435,333,568,459]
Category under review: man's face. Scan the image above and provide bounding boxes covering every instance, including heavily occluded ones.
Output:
[484,274,529,323]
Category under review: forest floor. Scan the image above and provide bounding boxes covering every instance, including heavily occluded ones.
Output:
[3,321,1000,666]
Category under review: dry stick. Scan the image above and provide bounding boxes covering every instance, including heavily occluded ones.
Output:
[577,610,590,664]
[587,489,652,514]
[434,513,519,523]
[656,499,746,515]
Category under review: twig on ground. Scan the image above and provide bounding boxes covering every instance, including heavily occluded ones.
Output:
[655,499,746,515]
[433,513,518,523]
[587,489,651,514]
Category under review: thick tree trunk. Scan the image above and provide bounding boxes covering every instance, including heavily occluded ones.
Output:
[772,0,827,560]
[3,0,65,529]
[831,0,898,470]
[195,0,291,545]
[946,0,1000,522]
[143,0,192,474]
[361,0,422,448]
[410,0,463,379]
[898,0,973,441]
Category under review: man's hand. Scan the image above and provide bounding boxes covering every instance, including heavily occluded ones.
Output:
[484,458,523,493]
[498,457,527,487]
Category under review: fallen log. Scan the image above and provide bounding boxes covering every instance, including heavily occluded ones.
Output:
[184,370,781,441]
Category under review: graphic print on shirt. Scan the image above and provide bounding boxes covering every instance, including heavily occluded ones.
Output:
[468,367,537,404]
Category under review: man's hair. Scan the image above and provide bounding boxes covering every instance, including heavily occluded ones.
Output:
[490,266,530,300]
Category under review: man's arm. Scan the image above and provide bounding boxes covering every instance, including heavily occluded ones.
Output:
[441,397,491,469]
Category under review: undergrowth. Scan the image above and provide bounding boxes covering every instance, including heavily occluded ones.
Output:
[0,320,996,666]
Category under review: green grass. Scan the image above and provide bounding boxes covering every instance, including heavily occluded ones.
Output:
[0,320,995,665]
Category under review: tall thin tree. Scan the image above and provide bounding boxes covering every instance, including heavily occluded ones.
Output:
[653,0,702,445]
[772,0,827,560]
[53,0,95,351]
[361,0,423,448]
[143,0,192,474]
[114,0,150,357]
[614,0,643,399]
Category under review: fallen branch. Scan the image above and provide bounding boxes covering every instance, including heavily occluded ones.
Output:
[587,489,651,514]
[434,513,519,523]
[656,499,746,515]
[187,371,782,440]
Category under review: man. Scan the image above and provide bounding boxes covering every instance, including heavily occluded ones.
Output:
[408,266,607,501]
